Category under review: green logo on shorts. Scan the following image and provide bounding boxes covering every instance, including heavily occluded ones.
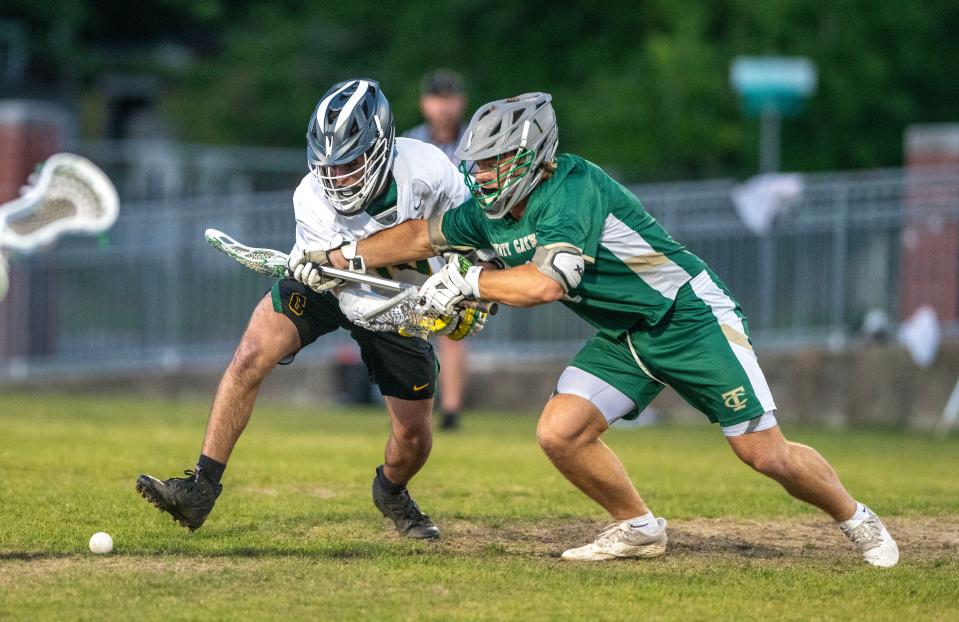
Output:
[722,386,748,412]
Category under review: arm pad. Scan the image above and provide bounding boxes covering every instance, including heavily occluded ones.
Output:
[532,243,585,292]
[427,213,450,254]
[475,248,507,270]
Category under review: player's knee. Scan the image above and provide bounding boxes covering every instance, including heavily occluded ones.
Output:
[229,336,279,382]
[393,426,432,456]
[537,403,602,458]
[741,448,791,479]
[536,418,578,458]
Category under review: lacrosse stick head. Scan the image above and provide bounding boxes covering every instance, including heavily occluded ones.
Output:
[205,228,289,278]
[337,285,454,339]
[0,153,119,252]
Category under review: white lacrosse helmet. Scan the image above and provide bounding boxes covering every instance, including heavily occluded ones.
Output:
[454,92,558,219]
[307,79,396,216]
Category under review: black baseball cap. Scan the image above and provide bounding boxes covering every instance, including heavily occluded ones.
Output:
[420,70,465,96]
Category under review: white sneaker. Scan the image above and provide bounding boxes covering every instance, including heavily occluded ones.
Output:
[839,506,899,567]
[561,517,668,561]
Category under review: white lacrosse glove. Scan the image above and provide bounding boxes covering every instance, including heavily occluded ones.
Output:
[417,254,483,316]
[287,248,342,292]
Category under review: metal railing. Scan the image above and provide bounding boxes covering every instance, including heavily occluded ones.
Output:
[73,139,306,201]
[1,140,958,378]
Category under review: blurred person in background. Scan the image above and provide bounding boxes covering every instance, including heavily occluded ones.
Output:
[136,78,487,540]
[404,69,468,164]
[404,70,471,431]
[306,91,900,568]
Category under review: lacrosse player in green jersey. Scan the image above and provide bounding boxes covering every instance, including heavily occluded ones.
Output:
[305,92,899,566]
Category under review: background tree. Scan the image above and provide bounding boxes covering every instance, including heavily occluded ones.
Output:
[3,0,958,181]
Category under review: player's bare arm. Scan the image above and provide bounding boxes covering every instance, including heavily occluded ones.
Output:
[331,224,561,307]
[326,219,433,270]
[327,219,557,306]
[417,239,581,314]
[473,263,564,307]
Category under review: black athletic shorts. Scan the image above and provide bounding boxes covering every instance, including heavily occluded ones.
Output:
[270,279,437,400]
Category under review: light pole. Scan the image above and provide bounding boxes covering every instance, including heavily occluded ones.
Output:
[730,56,817,173]
[759,106,781,173]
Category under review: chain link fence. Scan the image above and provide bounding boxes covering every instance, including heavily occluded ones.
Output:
[1,140,957,379]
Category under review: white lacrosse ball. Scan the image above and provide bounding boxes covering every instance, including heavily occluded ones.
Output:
[89,531,114,554]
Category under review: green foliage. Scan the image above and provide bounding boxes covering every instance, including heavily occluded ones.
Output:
[158,0,959,179]
[7,0,959,178]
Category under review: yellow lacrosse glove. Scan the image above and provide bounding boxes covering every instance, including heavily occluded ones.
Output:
[446,306,489,341]
[398,313,455,339]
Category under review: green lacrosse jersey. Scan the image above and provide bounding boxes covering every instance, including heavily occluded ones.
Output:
[441,153,708,334]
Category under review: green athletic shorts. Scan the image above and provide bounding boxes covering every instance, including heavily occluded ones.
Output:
[567,269,776,426]
[271,279,437,401]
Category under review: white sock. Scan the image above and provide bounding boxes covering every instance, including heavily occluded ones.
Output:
[627,511,659,535]
[841,502,870,526]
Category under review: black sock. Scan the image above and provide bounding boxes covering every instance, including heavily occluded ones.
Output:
[196,454,227,484]
[440,412,460,429]
[376,465,405,494]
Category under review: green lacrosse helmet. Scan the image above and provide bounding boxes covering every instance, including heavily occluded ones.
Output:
[454,92,558,219]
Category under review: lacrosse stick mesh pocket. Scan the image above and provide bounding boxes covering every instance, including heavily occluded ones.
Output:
[229,248,288,278]
[350,297,452,340]
[8,168,106,236]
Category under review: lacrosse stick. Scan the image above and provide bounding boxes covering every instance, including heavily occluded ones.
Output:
[0,153,119,252]
[204,228,496,337]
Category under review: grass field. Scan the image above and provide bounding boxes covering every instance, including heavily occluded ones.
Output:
[1,393,958,621]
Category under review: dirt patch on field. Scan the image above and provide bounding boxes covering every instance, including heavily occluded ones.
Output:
[2,516,955,582]
[426,516,959,563]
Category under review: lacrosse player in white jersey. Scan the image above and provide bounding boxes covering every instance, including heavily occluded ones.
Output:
[136,78,481,539]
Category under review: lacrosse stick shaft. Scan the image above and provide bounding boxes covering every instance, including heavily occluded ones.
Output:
[315,264,498,315]
[205,229,498,315]
[315,264,409,292]
[0,253,8,302]
[458,299,498,315]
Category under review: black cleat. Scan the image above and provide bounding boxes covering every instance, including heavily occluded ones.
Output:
[439,412,460,431]
[371,465,440,539]
[135,469,222,532]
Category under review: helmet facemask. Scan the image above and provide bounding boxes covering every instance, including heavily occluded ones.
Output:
[459,148,535,215]
[311,119,393,215]
[307,79,396,216]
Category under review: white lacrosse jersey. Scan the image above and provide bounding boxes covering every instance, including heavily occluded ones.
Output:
[291,137,469,286]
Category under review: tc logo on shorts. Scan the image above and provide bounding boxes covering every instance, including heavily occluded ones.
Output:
[721,386,748,412]
[288,293,306,316]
